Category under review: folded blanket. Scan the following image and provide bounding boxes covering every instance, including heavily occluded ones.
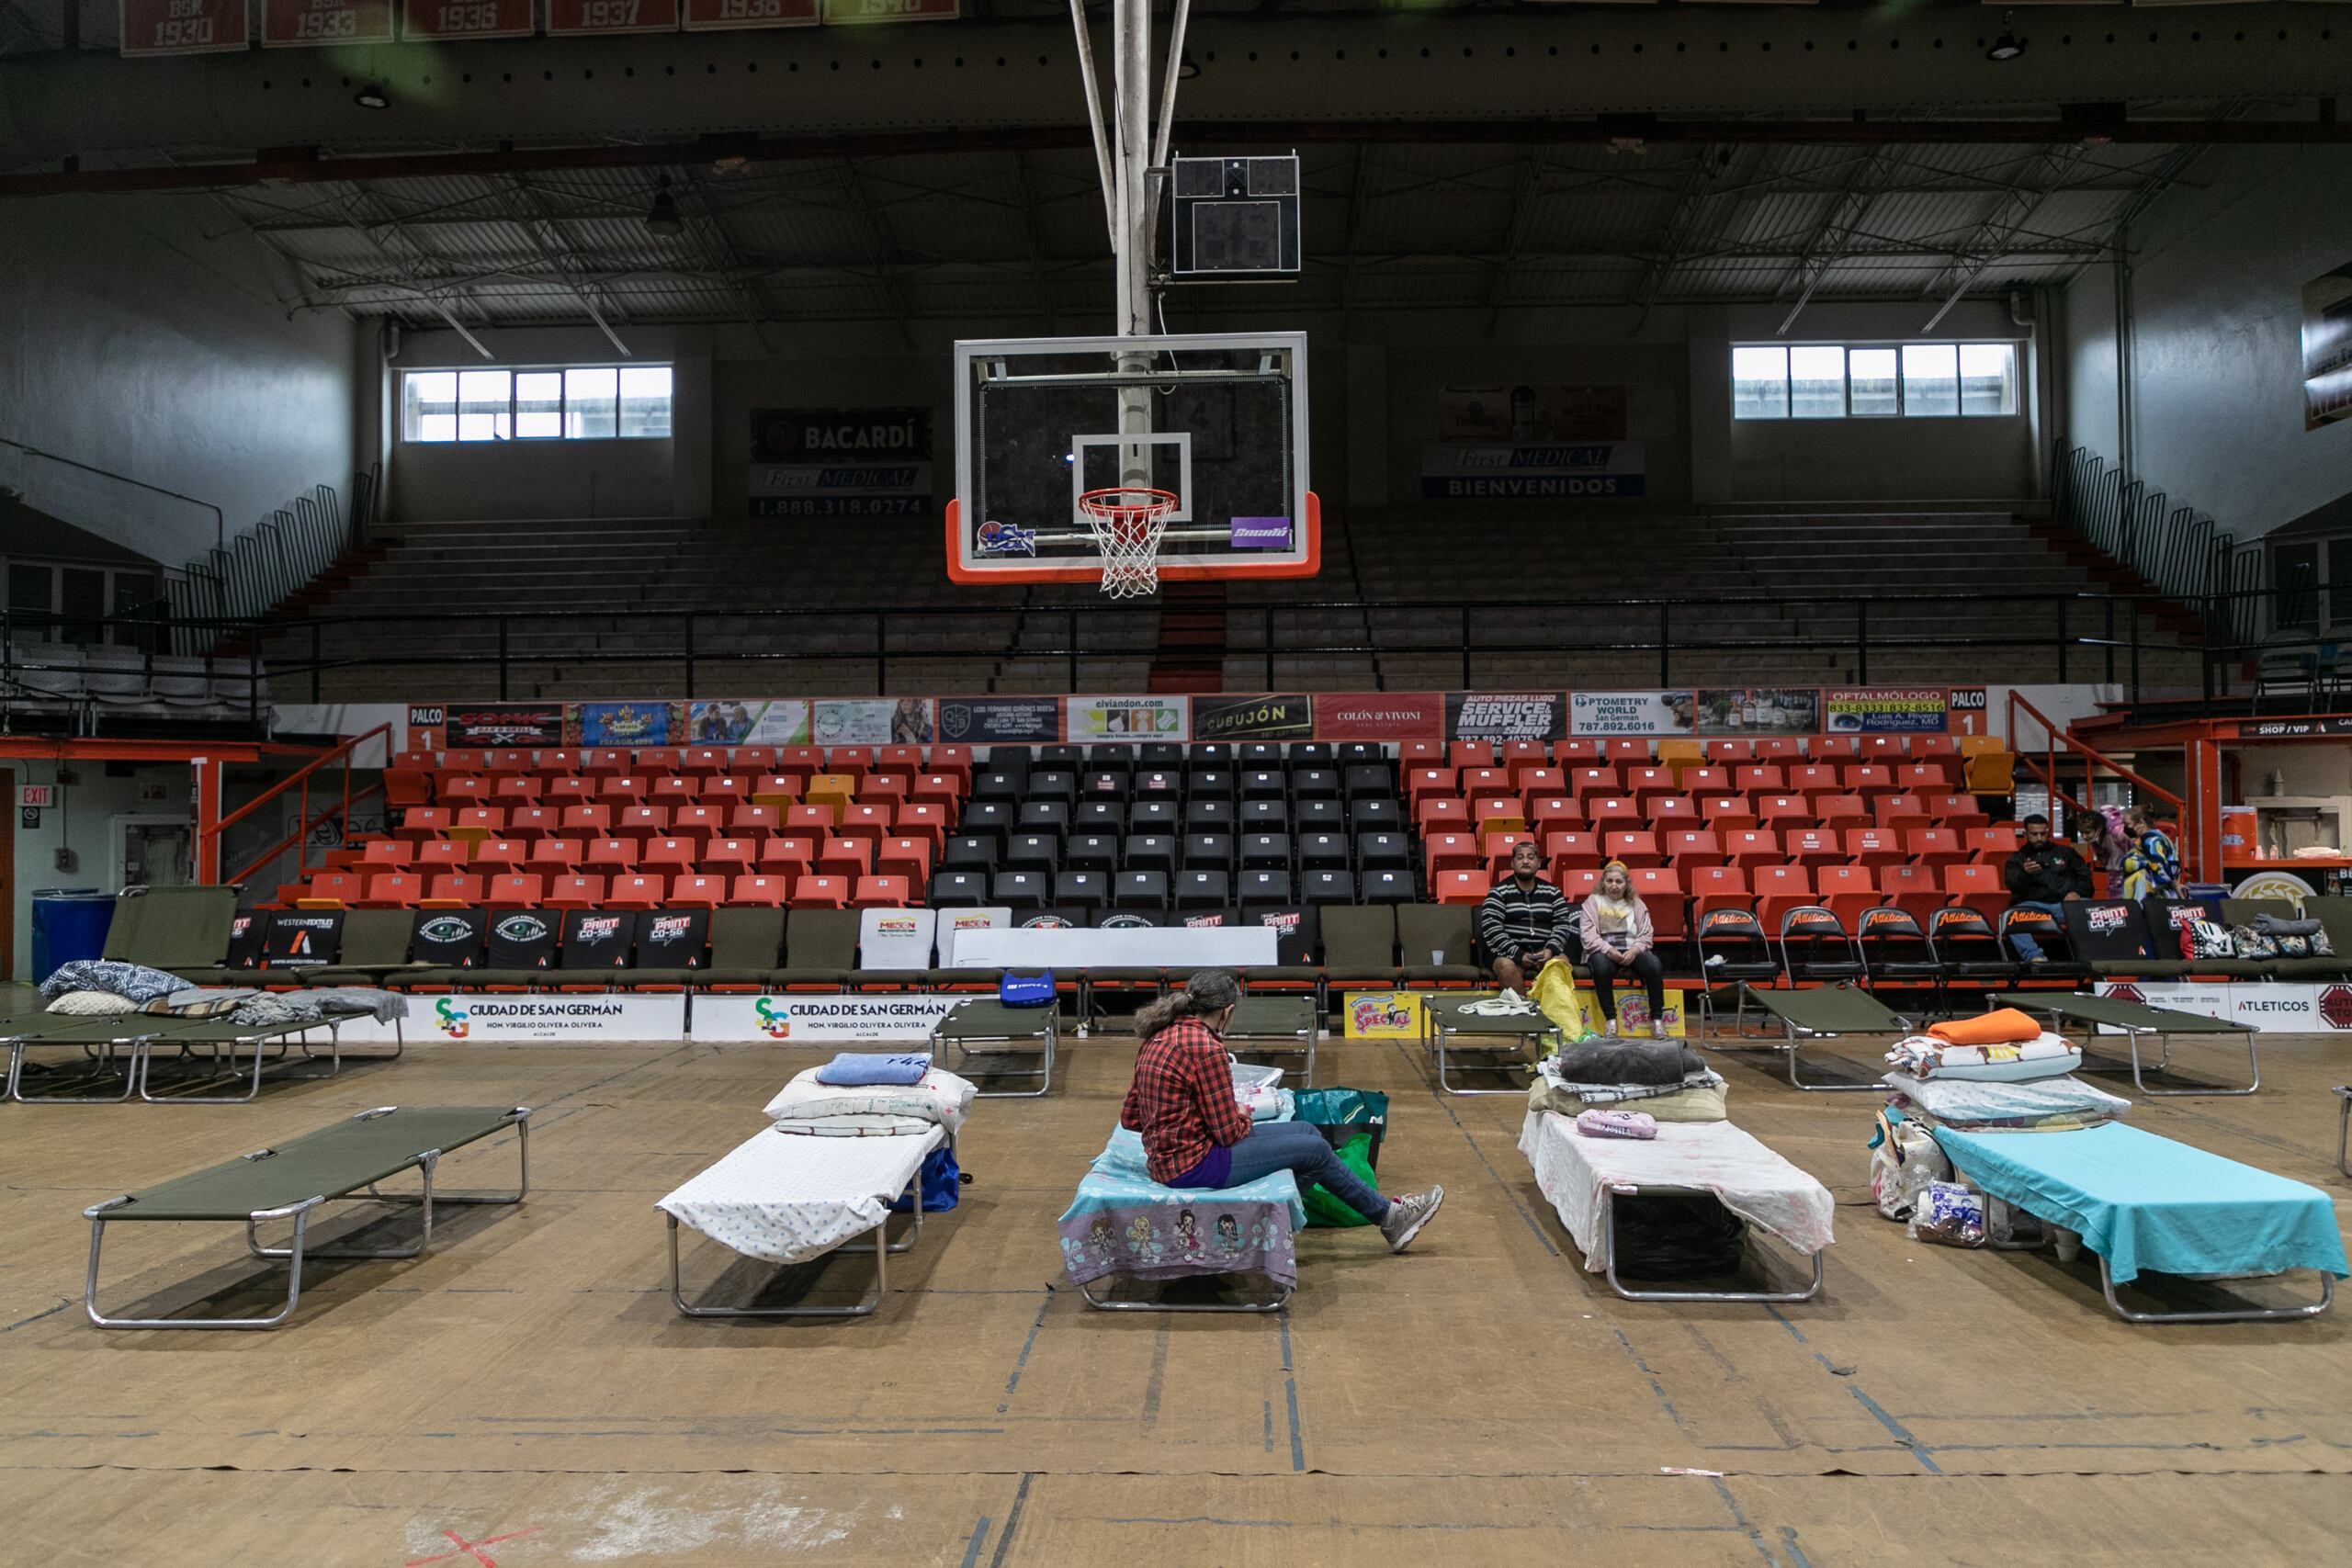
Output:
[815,1052,933,1087]
[1927,1008,2042,1047]
[1531,1077,1727,1123]
[763,1066,976,1131]
[1886,1032,2081,1084]
[1536,1055,1728,1106]
[1549,1037,1706,1086]
[39,959,185,1005]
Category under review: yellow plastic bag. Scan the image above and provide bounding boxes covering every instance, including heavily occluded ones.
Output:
[1528,957,1593,1054]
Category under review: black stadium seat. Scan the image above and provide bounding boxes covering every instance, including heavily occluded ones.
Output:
[1177,870,1230,909]
[1124,833,1177,873]
[1056,870,1108,907]
[1182,832,1234,870]
[1115,870,1170,908]
[1241,832,1291,870]
[1067,833,1119,873]
[992,870,1048,908]
[929,870,987,907]
[1239,868,1293,904]
[1304,869,1355,905]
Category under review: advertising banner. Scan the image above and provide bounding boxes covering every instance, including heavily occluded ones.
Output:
[1693,688,1820,736]
[1569,691,1693,737]
[120,0,249,54]
[1445,691,1568,742]
[680,699,808,746]
[1066,694,1189,742]
[936,907,1011,966]
[546,0,679,31]
[1310,692,1442,742]
[814,698,934,747]
[570,700,684,748]
[334,994,688,1044]
[1437,385,1629,443]
[1823,688,1951,736]
[443,702,566,749]
[1192,694,1315,743]
[1419,441,1646,501]
[935,695,1062,745]
[2235,717,2352,739]
[1341,991,1426,1039]
[749,407,934,517]
[694,994,962,1042]
[858,908,938,969]
[262,0,393,45]
[2096,981,2352,1033]
[682,0,816,28]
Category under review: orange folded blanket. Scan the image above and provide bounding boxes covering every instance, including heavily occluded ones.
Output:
[1927,1008,2042,1047]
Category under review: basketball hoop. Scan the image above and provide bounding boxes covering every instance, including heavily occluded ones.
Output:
[1077,486,1179,598]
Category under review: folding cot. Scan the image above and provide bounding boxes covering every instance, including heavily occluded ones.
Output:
[1519,1109,1833,1302]
[1706,981,1915,1091]
[928,998,1058,1097]
[7,1001,388,1104]
[1420,992,1562,1096]
[1991,990,2258,1097]
[658,1064,972,1318]
[83,1105,531,1329]
[131,1001,391,1102]
[1221,995,1319,1087]
[1934,1122,2345,1323]
[2337,1085,2350,1178]
[1059,1127,1305,1312]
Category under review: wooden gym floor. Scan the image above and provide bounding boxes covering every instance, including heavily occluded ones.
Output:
[2,1023,2348,1564]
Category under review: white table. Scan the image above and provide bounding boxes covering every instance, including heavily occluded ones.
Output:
[948,926,1280,969]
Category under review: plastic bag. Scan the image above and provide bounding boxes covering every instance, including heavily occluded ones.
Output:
[1529,956,1596,1047]
[1293,1087,1389,1171]
[1301,1134,1381,1229]
[1908,1180,1985,1247]
[1868,1108,1951,1223]
[888,1145,967,1213]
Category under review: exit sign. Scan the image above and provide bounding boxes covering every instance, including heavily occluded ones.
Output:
[18,784,54,809]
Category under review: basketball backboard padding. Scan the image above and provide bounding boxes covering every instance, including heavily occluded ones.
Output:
[949,331,1315,586]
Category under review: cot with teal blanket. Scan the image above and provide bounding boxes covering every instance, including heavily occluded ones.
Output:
[1058,1128,1306,1312]
[1934,1122,2346,1323]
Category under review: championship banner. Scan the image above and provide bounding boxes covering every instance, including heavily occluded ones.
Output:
[682,0,817,28]
[1419,441,1646,501]
[262,0,393,45]
[442,702,566,749]
[749,406,933,517]
[569,700,685,748]
[694,994,962,1042]
[401,0,534,39]
[1193,694,1315,743]
[1445,691,1567,743]
[547,0,681,32]
[1569,691,1693,737]
[822,0,956,17]
[936,695,1062,744]
[815,698,934,747]
[1067,694,1188,742]
[120,0,249,54]
[1823,688,1951,736]
[1310,692,1442,742]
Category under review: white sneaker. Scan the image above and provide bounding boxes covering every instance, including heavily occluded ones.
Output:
[1379,1186,1445,1253]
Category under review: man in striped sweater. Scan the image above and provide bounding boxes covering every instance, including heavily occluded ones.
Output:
[1478,840,1579,992]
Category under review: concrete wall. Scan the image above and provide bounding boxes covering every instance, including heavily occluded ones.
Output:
[2,761,193,982]
[2063,145,2352,540]
[0,192,359,570]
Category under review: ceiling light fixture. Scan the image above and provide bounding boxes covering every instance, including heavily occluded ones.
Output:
[645,176,684,237]
[1985,14,2026,62]
[1178,50,1200,80]
[353,82,390,109]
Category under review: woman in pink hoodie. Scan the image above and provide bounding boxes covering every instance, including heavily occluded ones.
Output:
[1578,860,1664,1036]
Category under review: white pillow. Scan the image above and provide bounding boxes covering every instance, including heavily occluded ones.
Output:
[761,1066,977,1131]
[47,990,138,1016]
[1885,1072,2129,1124]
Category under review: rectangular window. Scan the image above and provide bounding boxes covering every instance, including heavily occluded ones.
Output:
[8,563,53,640]
[1901,344,1960,417]
[400,365,673,442]
[514,371,564,439]
[1848,347,1900,417]
[1789,345,1847,419]
[565,367,619,438]
[1959,343,2018,416]
[2331,540,2352,629]
[618,366,674,438]
[1732,345,1789,419]
[405,370,458,443]
[60,567,107,646]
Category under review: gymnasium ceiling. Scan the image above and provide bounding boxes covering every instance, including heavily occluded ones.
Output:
[2,3,2345,327]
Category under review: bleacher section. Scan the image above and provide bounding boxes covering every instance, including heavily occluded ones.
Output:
[265,507,2200,700]
[224,732,2146,1000]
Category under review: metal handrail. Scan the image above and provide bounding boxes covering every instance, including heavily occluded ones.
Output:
[2006,687,2186,829]
[216,722,392,887]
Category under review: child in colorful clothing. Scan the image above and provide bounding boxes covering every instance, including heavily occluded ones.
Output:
[2120,805,2181,901]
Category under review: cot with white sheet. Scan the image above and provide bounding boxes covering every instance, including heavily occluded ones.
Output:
[656,1065,973,1319]
[1518,1111,1834,1302]
[1058,1129,1305,1312]
[1934,1122,2347,1323]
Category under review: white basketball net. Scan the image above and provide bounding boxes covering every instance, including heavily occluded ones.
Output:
[1079,488,1177,598]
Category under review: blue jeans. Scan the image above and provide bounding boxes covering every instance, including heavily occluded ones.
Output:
[1221,1122,1389,1222]
[2007,900,2064,960]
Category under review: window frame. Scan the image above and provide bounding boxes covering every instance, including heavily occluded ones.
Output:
[399,363,675,444]
[1729,339,2025,422]
[3,558,165,648]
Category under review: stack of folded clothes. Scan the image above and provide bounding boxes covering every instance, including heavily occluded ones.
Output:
[1880,1008,2127,1134]
[1530,1036,1727,1123]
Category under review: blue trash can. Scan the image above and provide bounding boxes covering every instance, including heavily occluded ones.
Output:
[30,889,116,985]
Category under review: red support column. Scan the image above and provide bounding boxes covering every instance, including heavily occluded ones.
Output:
[2185,738,2223,886]
[193,756,222,884]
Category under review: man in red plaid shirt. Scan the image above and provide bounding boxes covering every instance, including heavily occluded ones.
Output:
[1121,970,1443,1252]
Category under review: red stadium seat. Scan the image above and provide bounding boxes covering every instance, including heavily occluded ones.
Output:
[1528,795,1581,835]
[614,805,670,842]
[876,836,933,885]
[1665,829,1724,869]
[1682,765,1733,796]
[1434,869,1488,905]
[360,840,414,871]
[1629,867,1684,946]
[1845,763,1897,799]
[416,839,469,874]
[1646,795,1698,829]
[1482,831,1535,877]
[1501,739,1548,763]
[1847,828,1906,868]
[729,803,783,839]
[451,807,505,840]
[1448,741,1496,768]
[1702,739,1756,764]
[605,874,666,910]
[545,777,595,810]
[1758,794,1813,829]
[469,839,525,875]
[1586,795,1639,830]
[857,773,910,807]
[1688,865,1749,917]
[1813,794,1871,836]
[1416,796,1469,833]
[296,871,364,908]
[671,874,728,909]
[1461,766,1514,803]
[1968,825,2021,860]
[852,874,910,909]
[1602,830,1663,869]
[1551,739,1600,764]
[650,775,697,808]
[1859,735,1909,761]
[1625,767,1678,809]
[792,874,850,910]
[1556,866,1601,901]
[490,776,542,808]
[584,838,639,875]
[423,872,486,907]
[1896,761,1951,795]
[642,838,698,876]
[1733,764,1784,795]
[1545,830,1603,872]
[1908,829,1967,871]
[1424,831,1480,877]
[1399,739,1446,767]
[533,749,582,780]
[546,874,605,910]
[485,873,542,908]
[1786,763,1838,800]
[876,745,924,776]
[825,748,874,777]
[1568,766,1619,802]
[358,873,423,909]
[699,774,751,806]
[1753,864,1815,928]
[786,804,836,837]
[438,750,487,773]
[1700,795,1758,834]
[754,773,807,807]
[729,874,790,907]
[817,837,875,879]
[1933,795,1990,832]
[1603,739,1650,764]
[1783,828,1842,868]
[638,747,684,774]
[597,774,649,807]
[1878,863,1946,926]
[394,807,451,842]
[835,801,894,844]
[530,838,584,873]
[1724,829,1781,870]
[1513,764,1565,797]
[761,837,817,878]
[1812,736,1860,759]
[1941,863,2008,917]
[670,804,726,844]
[682,746,729,776]
[897,801,950,849]
[503,806,560,842]
[435,773,489,807]
[1405,766,1456,807]
[777,746,825,773]
[1873,793,1931,833]
[1816,864,1878,928]
[701,837,758,878]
